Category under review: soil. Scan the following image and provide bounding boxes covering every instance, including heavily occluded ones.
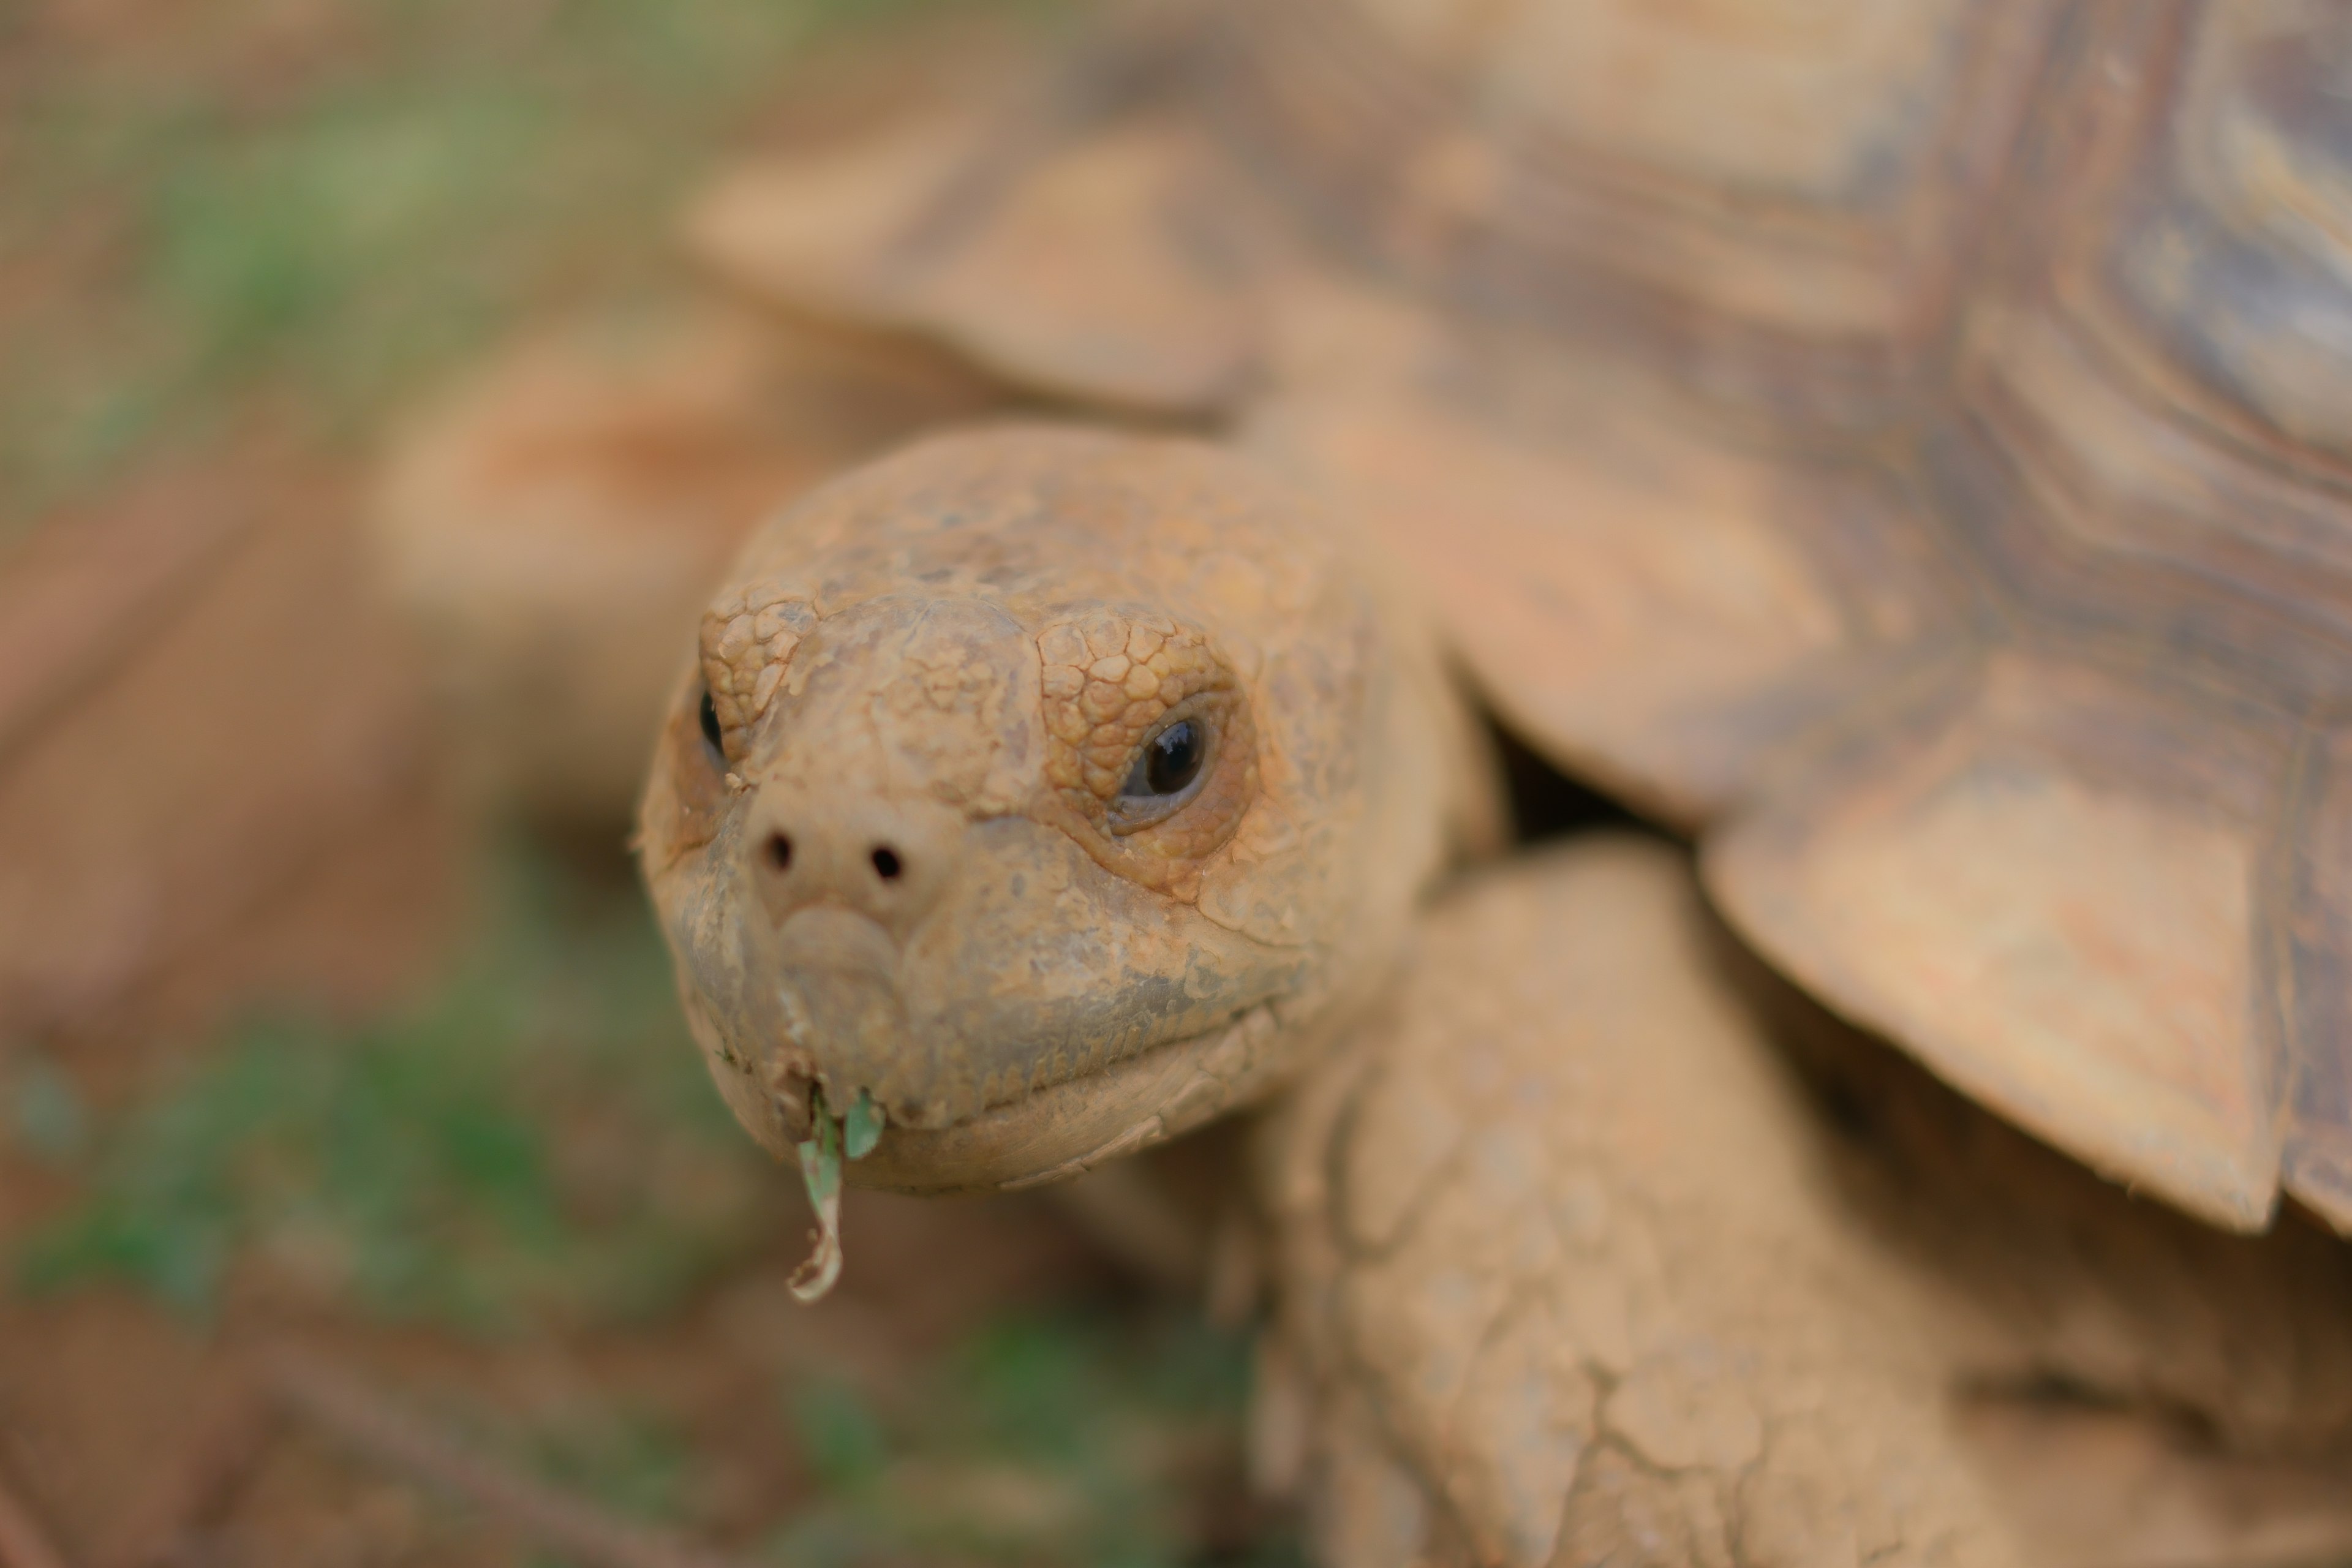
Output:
[0,402,1275,1568]
[0,4,1286,1563]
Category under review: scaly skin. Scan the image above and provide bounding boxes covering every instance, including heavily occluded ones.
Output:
[636,424,1486,1193]
[1262,836,2352,1567]
[1265,841,2051,1567]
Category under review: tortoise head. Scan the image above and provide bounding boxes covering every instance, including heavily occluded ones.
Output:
[638,426,1479,1192]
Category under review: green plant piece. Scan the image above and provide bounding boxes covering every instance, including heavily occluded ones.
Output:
[790,1086,845,1303]
[843,1088,884,1161]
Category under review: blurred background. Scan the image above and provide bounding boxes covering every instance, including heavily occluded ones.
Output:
[0,1,1294,1562]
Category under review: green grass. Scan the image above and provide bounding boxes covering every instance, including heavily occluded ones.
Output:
[12,844,777,1330]
[0,7,1297,1558]
[2,845,1297,1563]
[478,1303,1292,1568]
[769,1310,1299,1568]
[0,0,1061,538]
[528,1401,701,1533]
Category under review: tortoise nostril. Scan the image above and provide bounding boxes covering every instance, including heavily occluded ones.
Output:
[870,845,903,881]
[767,833,794,872]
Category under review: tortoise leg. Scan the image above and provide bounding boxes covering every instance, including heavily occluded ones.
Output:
[1261,835,2352,1568]
[1261,835,2026,1568]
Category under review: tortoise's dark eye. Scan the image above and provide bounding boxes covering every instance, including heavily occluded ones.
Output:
[1125,718,1205,800]
[698,687,725,763]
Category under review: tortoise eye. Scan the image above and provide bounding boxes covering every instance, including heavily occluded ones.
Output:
[1038,612,1255,886]
[1123,717,1207,802]
[698,686,725,764]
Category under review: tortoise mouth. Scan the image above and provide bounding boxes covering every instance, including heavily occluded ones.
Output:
[693,809,1309,1150]
[836,1000,1286,1194]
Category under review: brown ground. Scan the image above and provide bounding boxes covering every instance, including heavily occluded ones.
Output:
[0,419,1251,1568]
[0,2,1287,1564]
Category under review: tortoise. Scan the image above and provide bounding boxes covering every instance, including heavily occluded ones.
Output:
[669,0,2352,1241]
[639,432,2352,1564]
[404,0,2352,1561]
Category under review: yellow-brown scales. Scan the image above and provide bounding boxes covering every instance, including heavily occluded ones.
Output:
[639,428,1485,1189]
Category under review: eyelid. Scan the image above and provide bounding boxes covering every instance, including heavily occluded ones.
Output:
[1035,611,1257,896]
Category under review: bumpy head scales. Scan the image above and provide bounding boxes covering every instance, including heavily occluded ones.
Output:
[637,426,1481,1294]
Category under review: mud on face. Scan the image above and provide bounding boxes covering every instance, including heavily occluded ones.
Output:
[636,427,1472,1194]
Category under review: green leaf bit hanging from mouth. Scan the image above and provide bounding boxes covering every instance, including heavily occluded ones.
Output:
[789,1085,885,1303]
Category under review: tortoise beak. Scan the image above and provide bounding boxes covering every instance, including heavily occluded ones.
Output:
[766,907,926,1121]
[733,722,974,1126]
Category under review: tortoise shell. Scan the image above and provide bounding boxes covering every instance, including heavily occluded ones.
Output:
[687,0,2352,1235]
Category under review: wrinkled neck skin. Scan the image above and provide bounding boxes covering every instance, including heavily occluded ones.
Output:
[637,426,1478,1194]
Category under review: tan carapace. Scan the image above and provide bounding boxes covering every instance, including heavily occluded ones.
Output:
[402,0,2352,1562]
